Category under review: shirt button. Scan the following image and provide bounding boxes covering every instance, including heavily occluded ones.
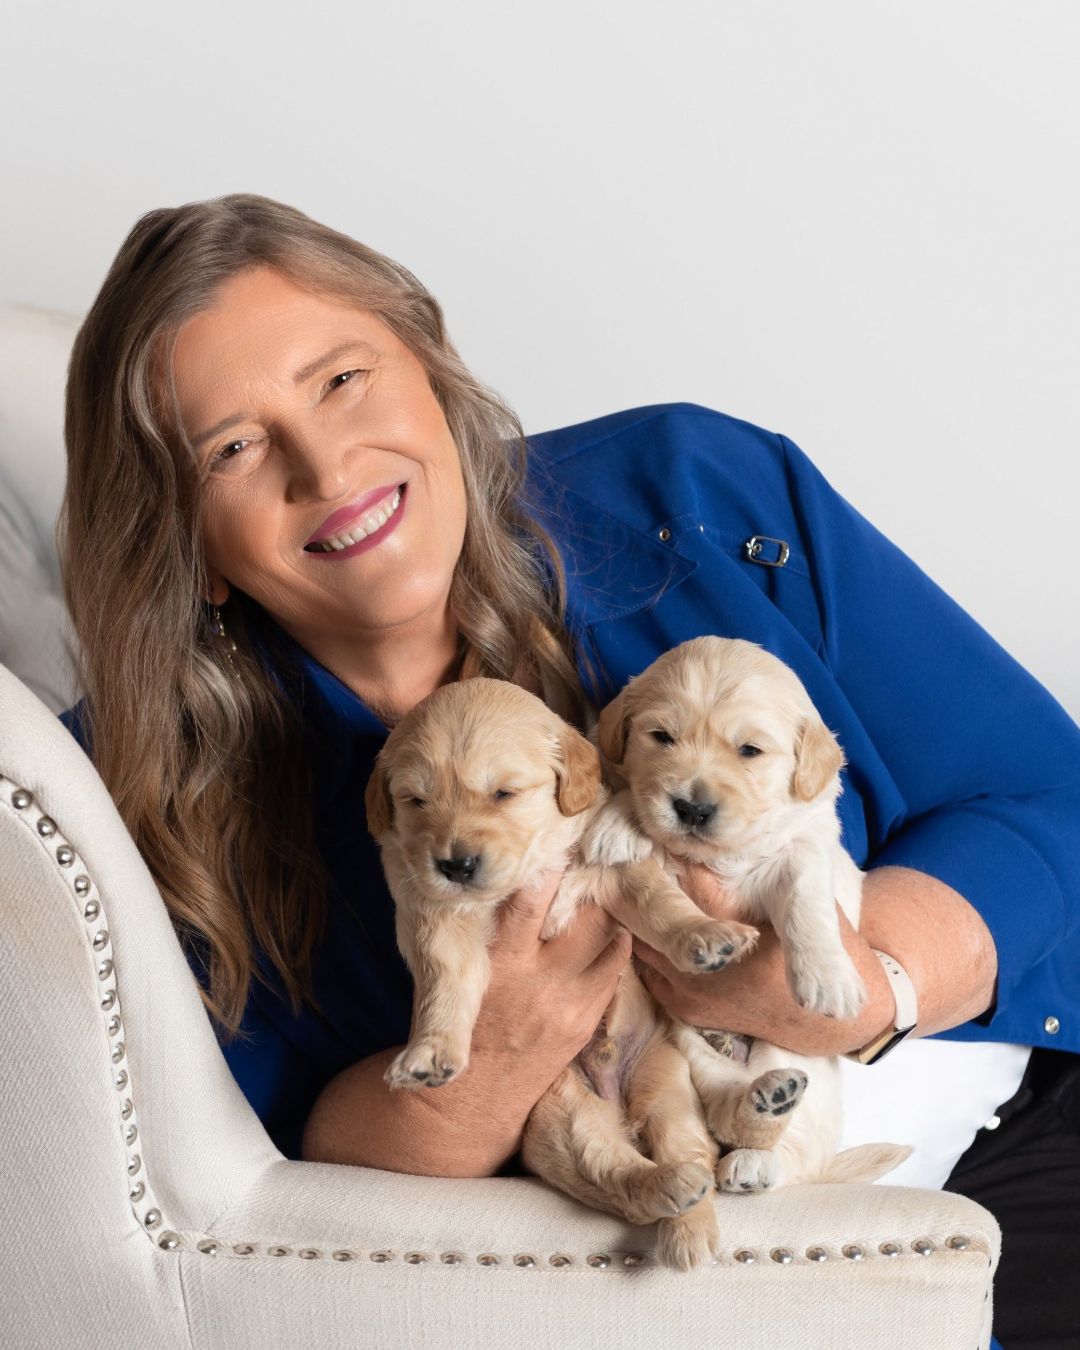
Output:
[983,1115,1002,1131]
[658,527,671,542]
[1044,1015,1061,1035]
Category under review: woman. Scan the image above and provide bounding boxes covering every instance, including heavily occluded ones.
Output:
[59,194,1079,1350]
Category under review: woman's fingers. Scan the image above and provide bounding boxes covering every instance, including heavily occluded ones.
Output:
[585,923,632,977]
[541,901,624,974]
[495,867,565,956]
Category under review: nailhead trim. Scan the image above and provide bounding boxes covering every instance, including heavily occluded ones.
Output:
[0,776,993,1274]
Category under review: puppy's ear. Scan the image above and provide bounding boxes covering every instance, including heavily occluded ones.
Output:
[792,713,845,801]
[364,757,395,838]
[554,723,602,815]
[596,687,632,765]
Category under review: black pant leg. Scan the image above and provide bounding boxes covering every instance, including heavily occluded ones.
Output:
[941,1047,1080,1350]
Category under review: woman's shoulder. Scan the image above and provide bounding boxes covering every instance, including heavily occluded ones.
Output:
[524,401,797,537]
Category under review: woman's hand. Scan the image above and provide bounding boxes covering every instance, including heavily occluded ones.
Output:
[633,860,894,1057]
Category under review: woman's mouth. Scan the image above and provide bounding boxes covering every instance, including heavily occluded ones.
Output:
[303,483,408,559]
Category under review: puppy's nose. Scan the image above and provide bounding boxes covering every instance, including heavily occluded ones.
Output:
[672,797,717,829]
[436,853,481,883]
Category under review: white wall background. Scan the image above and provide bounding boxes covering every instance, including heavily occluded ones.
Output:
[3,0,1077,716]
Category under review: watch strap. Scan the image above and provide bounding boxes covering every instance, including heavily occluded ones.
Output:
[846,948,919,1066]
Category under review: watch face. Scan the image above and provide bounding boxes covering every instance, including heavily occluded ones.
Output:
[863,1024,917,1066]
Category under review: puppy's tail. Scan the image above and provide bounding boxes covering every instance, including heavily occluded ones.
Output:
[818,1142,913,1185]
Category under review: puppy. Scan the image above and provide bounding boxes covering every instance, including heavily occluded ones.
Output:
[365,676,753,1268]
[588,636,910,1192]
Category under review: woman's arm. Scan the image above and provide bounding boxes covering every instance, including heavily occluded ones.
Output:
[302,872,632,1175]
[633,862,998,1057]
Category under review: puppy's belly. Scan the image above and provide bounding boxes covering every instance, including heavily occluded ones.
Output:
[578,1019,652,1103]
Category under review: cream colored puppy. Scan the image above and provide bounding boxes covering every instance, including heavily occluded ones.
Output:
[589,636,909,1193]
[366,677,758,1268]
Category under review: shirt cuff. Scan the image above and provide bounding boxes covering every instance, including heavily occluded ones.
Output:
[868,798,1067,1026]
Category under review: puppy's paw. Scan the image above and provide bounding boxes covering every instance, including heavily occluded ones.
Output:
[384,1037,466,1091]
[671,920,759,974]
[656,1197,721,1271]
[749,1068,808,1118]
[632,1161,713,1222]
[789,950,867,1020]
[580,797,653,867]
[716,1147,781,1194]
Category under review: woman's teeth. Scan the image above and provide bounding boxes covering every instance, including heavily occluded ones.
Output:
[306,488,403,552]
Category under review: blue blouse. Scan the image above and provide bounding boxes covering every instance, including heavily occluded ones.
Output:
[59,402,1080,1165]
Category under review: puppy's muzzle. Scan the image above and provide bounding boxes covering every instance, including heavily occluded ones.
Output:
[671,796,717,831]
[435,852,481,884]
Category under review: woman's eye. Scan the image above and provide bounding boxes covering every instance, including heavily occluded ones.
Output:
[738,744,763,759]
[493,789,515,801]
[651,729,675,746]
[211,439,247,466]
[327,368,365,392]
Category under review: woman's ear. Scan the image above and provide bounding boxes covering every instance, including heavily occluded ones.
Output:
[792,712,845,801]
[596,687,632,765]
[554,723,602,816]
[364,757,395,838]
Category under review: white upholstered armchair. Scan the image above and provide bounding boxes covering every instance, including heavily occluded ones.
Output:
[0,303,999,1348]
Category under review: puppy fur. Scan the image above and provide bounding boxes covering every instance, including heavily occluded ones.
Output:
[366,676,756,1269]
[588,636,910,1192]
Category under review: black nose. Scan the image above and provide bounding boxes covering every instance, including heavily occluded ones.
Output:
[672,797,717,829]
[436,854,481,883]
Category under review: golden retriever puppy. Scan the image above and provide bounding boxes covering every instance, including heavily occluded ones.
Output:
[365,676,752,1268]
[589,636,909,1193]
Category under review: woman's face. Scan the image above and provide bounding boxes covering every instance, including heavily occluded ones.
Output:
[170,264,467,649]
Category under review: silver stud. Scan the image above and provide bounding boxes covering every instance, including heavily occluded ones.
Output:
[121,1098,133,1120]
[157,1232,181,1250]
[144,1209,161,1228]
[370,1250,393,1263]
[129,1181,145,1203]
[770,1248,793,1264]
[332,1250,355,1262]
[197,1240,219,1256]
[622,1252,647,1267]
[1045,1015,1061,1035]
[93,930,110,951]
[74,875,90,896]
[125,1123,138,1145]
[806,1247,829,1262]
[101,989,116,1011]
[36,816,57,837]
[549,1254,572,1267]
[585,1253,610,1268]
[112,1042,126,1065]
[115,1069,128,1090]
[733,1249,756,1264]
[56,845,75,867]
[83,898,100,920]
[108,1015,122,1037]
[269,1246,291,1257]
[912,1239,935,1256]
[513,1254,536,1267]
[440,1252,464,1265]
[97,958,114,981]
[879,1242,901,1257]
[658,527,671,542]
[404,1252,427,1264]
[234,1244,256,1256]
[127,1154,141,1175]
[477,1253,500,1266]
[299,1249,321,1260]
[11,789,32,809]
[842,1245,865,1261]
[946,1235,970,1251]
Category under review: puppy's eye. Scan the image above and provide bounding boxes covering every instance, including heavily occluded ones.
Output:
[738,745,763,759]
[650,729,675,746]
[493,789,515,801]
[406,796,428,808]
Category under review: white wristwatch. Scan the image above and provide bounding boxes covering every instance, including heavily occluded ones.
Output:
[846,949,919,1065]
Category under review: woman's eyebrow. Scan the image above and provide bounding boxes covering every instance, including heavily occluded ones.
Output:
[191,339,380,448]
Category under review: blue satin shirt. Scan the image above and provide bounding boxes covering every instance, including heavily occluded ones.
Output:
[59,403,1080,1167]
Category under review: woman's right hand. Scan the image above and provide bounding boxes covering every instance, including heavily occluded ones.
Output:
[468,866,632,1104]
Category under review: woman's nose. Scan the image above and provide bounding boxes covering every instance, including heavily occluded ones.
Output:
[279,422,358,498]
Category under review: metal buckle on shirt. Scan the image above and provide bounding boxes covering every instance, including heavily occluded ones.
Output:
[744,535,790,567]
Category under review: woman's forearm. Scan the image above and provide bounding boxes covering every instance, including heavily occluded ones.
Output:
[300,1045,541,1176]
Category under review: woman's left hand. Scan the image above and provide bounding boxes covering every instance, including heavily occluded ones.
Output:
[633,860,895,1057]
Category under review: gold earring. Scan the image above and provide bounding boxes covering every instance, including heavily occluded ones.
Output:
[209,603,239,671]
